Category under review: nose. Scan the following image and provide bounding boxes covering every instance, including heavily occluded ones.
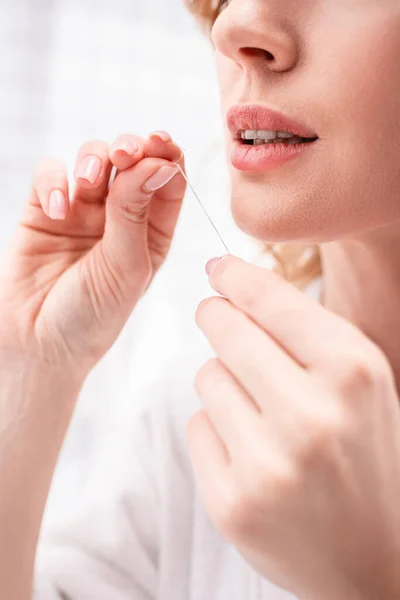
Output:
[211,1,299,74]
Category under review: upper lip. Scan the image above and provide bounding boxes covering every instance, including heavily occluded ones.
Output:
[227,104,318,139]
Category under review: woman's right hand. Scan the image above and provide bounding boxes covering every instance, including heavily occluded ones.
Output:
[0,131,186,375]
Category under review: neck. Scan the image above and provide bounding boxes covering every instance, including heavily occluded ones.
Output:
[320,229,400,393]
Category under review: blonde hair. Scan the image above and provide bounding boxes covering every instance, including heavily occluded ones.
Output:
[184,0,322,289]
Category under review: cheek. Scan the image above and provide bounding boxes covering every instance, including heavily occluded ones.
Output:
[317,9,400,229]
[314,8,400,146]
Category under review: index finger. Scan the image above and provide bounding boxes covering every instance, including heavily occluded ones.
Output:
[207,255,370,370]
[109,131,182,171]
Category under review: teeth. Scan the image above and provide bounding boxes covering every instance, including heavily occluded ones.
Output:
[241,130,296,141]
[241,129,305,145]
[256,130,277,140]
[243,130,258,140]
[254,138,283,145]
[277,132,294,138]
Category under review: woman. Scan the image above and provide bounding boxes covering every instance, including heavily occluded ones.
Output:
[1,0,400,598]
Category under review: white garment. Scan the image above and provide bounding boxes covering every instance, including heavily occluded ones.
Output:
[32,278,321,600]
[32,360,295,600]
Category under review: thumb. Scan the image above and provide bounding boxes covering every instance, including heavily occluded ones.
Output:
[101,157,183,279]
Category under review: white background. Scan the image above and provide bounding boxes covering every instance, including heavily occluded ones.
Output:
[0,0,266,517]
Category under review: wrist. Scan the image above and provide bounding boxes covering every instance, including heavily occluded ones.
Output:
[0,352,85,455]
[0,354,85,600]
[0,342,89,386]
[0,352,86,497]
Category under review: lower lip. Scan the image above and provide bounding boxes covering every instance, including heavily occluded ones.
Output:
[231,140,317,173]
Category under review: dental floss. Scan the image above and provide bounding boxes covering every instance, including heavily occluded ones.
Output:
[108,165,117,190]
[174,162,231,255]
[108,153,231,255]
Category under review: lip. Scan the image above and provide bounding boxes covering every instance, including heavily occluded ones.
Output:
[227,104,318,139]
[227,104,319,173]
[230,140,316,173]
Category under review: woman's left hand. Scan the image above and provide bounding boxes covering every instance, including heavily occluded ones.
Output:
[188,255,400,600]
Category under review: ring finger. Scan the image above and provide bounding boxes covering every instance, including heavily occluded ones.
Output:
[196,296,307,411]
[195,357,264,459]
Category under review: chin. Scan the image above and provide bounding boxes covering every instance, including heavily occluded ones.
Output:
[226,150,335,244]
[229,178,388,246]
[229,184,322,244]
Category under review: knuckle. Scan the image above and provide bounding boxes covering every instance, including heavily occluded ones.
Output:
[185,411,206,445]
[216,461,296,539]
[33,159,66,194]
[295,415,343,472]
[185,410,203,437]
[334,346,391,398]
[125,201,149,224]
[147,222,170,263]
[113,133,142,145]
[236,273,269,313]
[109,189,150,225]
[195,296,226,329]
[246,456,297,511]
[366,345,392,378]
[194,358,221,395]
[147,238,166,266]
[34,158,65,180]
[292,372,364,468]
[78,139,109,158]
[215,484,258,539]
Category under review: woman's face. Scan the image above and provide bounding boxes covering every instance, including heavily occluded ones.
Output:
[212,0,400,244]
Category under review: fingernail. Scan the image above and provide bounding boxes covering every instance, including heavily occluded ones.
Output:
[149,130,172,143]
[75,155,102,184]
[49,189,67,220]
[206,255,229,276]
[143,165,180,193]
[111,140,138,157]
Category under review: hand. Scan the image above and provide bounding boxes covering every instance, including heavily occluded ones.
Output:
[0,132,186,373]
[188,255,400,600]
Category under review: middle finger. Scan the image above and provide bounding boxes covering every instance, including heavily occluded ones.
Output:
[110,131,182,171]
[207,255,368,371]
[195,296,307,412]
[195,357,264,456]
[73,139,113,204]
